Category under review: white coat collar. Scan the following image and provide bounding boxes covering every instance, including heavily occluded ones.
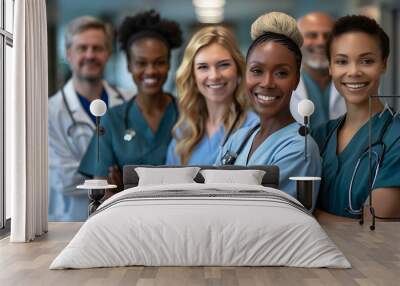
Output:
[290,72,346,124]
[63,79,94,128]
[63,79,129,128]
[102,80,130,106]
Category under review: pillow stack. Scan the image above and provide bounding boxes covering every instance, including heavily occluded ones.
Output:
[135,167,266,186]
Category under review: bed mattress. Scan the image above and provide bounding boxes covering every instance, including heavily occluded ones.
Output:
[50,183,350,269]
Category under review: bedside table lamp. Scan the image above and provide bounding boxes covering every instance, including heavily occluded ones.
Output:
[90,99,107,163]
[77,99,117,216]
[290,99,320,211]
[297,99,315,161]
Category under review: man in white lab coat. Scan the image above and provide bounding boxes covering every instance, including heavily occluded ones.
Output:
[48,16,130,221]
[290,12,346,127]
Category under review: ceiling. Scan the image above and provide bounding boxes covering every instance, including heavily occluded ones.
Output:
[54,0,356,28]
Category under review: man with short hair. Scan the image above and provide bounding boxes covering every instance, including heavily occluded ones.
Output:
[48,16,131,221]
[290,12,346,127]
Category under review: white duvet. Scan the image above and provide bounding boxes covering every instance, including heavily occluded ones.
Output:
[50,183,351,269]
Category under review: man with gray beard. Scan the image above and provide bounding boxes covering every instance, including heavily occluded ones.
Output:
[48,16,131,221]
[290,12,346,127]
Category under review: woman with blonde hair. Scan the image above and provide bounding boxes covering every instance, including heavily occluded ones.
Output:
[166,26,258,165]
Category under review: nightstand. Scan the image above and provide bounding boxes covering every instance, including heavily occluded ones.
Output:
[289,176,321,210]
[77,180,117,216]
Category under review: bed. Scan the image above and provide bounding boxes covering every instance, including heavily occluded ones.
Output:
[50,165,350,269]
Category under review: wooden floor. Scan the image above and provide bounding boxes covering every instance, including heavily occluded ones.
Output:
[0,222,399,286]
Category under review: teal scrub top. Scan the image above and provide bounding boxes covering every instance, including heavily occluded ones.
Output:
[215,122,322,208]
[79,97,178,177]
[311,110,400,218]
[302,71,331,127]
[166,111,259,165]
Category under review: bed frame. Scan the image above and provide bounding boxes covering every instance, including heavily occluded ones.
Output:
[123,165,279,190]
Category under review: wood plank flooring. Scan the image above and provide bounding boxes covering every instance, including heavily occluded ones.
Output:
[1,222,399,286]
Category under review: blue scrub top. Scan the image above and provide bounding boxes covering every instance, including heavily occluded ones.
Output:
[216,122,322,206]
[79,97,178,177]
[166,111,259,165]
[302,70,331,127]
[311,110,400,218]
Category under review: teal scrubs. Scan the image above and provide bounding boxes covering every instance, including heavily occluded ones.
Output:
[166,111,259,165]
[79,97,178,177]
[215,122,322,208]
[302,71,331,127]
[311,110,400,218]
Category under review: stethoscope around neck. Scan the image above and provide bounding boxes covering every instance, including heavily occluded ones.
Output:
[122,94,178,142]
[61,84,125,138]
[62,88,94,138]
[320,111,393,215]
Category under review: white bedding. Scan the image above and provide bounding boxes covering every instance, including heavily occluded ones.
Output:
[50,183,351,269]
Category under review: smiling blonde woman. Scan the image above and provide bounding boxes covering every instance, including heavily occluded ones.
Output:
[166,26,258,165]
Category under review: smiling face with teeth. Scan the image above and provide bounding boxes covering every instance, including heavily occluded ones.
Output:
[298,12,334,70]
[330,32,387,106]
[193,43,239,106]
[128,37,170,97]
[246,40,299,120]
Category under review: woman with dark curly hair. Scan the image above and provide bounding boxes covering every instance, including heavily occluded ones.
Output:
[79,10,182,188]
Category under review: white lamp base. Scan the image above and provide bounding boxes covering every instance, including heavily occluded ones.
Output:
[77,179,117,190]
[289,176,321,181]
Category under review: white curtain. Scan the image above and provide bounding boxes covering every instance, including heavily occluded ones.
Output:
[6,0,48,242]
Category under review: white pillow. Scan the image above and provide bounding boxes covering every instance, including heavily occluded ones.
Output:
[135,167,201,186]
[200,169,266,185]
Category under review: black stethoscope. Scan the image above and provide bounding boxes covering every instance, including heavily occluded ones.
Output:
[123,93,178,142]
[221,113,260,165]
[320,111,393,215]
[61,85,125,138]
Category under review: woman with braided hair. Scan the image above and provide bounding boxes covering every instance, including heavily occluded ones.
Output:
[216,12,321,208]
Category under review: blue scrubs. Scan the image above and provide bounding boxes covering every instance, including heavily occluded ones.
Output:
[79,97,178,177]
[166,111,258,165]
[216,122,321,204]
[302,71,331,127]
[311,110,400,218]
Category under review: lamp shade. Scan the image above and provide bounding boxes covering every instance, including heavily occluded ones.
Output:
[90,99,107,117]
[298,99,315,117]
